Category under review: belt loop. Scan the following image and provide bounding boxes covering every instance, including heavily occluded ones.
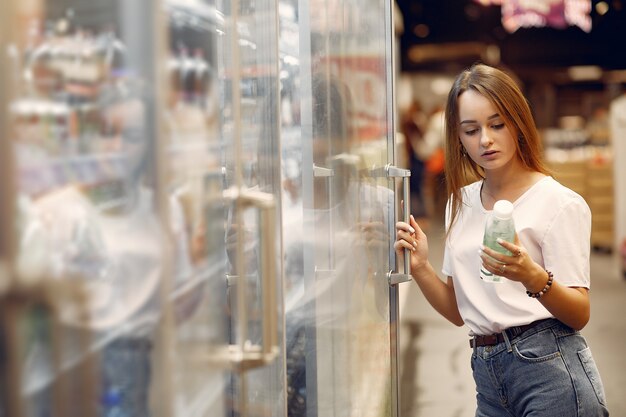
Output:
[472,336,477,355]
[502,329,512,353]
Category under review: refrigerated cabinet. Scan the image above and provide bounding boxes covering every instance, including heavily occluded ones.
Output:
[0,0,411,416]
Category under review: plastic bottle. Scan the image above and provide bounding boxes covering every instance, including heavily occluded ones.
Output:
[480,200,515,283]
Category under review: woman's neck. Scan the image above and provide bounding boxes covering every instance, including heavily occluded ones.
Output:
[481,168,545,207]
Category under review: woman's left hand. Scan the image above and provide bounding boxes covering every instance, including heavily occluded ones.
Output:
[479,234,545,287]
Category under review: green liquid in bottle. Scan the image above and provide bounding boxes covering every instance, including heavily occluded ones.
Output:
[480,200,515,283]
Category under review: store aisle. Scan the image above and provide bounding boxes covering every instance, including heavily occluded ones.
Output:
[399,217,626,417]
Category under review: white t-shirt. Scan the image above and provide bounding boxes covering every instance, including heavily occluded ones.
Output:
[442,176,591,335]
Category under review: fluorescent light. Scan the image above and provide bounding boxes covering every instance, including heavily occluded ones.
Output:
[567,65,602,81]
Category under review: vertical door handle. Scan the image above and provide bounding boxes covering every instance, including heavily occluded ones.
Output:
[243,189,279,362]
[313,154,359,280]
[313,164,335,279]
[371,164,412,285]
[201,187,279,371]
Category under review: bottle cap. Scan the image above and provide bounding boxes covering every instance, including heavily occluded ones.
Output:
[493,200,514,219]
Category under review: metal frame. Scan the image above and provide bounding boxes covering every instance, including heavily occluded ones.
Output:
[384,0,405,415]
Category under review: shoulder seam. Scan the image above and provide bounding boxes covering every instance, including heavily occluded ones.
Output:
[539,196,587,246]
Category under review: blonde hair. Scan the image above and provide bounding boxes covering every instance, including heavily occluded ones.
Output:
[444,63,550,235]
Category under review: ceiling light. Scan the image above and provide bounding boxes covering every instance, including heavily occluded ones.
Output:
[409,42,486,63]
[596,1,609,15]
[567,65,603,81]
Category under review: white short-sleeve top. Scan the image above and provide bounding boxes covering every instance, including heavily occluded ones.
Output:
[442,176,591,335]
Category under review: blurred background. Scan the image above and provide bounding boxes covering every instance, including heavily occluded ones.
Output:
[393,1,626,416]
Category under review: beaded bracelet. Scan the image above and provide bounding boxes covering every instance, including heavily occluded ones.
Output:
[526,270,554,298]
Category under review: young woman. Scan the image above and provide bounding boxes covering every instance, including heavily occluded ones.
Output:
[395,63,609,416]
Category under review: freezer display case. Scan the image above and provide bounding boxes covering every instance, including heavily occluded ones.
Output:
[0,0,408,416]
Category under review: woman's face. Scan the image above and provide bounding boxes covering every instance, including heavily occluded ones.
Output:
[457,89,518,173]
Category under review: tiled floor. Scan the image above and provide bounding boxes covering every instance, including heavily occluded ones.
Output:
[399,218,626,416]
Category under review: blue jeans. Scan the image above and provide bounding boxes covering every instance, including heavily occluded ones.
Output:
[101,338,152,417]
[25,337,152,417]
[471,319,609,416]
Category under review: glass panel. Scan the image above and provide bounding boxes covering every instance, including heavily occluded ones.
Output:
[163,0,285,416]
[162,1,289,415]
[4,1,166,416]
[162,1,228,415]
[225,0,285,414]
[283,0,396,415]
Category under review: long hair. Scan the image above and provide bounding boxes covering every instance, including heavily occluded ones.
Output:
[444,63,550,235]
[401,101,424,155]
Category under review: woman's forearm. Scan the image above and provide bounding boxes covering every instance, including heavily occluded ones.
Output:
[412,262,464,326]
[528,274,590,330]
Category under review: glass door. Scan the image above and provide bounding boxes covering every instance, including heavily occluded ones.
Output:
[1,1,168,416]
[160,0,285,416]
[280,0,408,415]
[159,1,229,415]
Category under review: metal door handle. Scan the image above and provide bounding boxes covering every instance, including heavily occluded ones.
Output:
[371,164,412,285]
[196,187,278,371]
[313,164,335,275]
[313,164,334,177]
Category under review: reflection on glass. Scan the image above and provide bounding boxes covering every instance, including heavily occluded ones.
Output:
[281,0,395,415]
[1,0,397,415]
[221,0,286,415]
[165,0,285,416]
[163,3,229,415]
[8,2,164,416]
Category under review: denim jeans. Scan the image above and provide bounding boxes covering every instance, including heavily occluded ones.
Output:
[471,319,609,417]
[101,338,152,417]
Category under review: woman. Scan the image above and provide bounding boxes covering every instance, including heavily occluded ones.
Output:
[395,63,609,416]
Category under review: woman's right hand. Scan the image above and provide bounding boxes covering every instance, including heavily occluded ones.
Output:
[394,214,429,273]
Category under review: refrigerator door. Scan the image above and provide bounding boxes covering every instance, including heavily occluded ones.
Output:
[281,0,402,415]
[160,0,285,416]
[2,1,168,416]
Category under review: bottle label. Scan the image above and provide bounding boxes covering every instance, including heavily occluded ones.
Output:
[480,263,503,283]
[481,216,515,284]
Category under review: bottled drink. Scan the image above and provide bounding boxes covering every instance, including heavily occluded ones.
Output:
[480,200,515,283]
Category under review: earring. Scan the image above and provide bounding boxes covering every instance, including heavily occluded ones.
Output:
[460,147,467,156]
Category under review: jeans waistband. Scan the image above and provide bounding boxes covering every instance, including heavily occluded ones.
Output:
[470,318,559,349]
